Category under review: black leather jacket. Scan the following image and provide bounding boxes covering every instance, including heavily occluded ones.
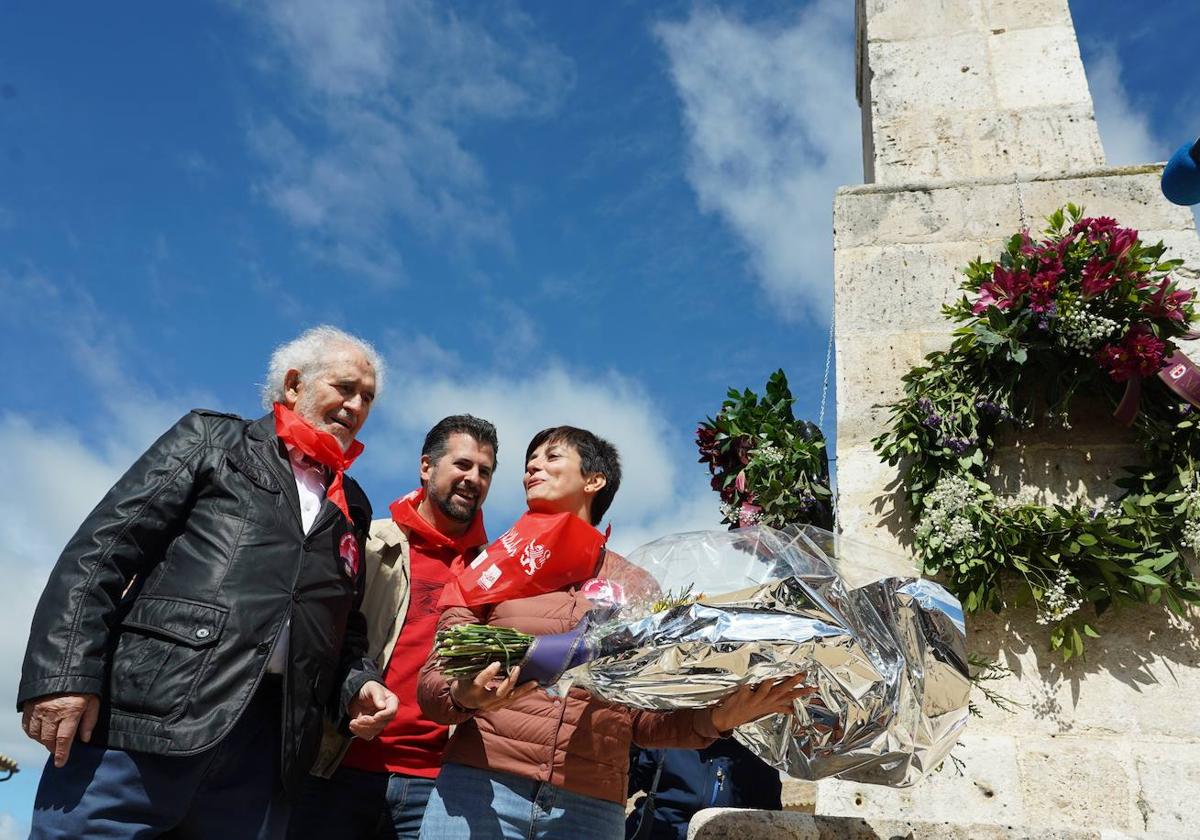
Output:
[18,410,378,795]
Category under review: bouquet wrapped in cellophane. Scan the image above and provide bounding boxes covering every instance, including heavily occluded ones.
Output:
[435,525,970,787]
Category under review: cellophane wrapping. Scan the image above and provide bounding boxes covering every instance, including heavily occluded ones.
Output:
[563,525,970,787]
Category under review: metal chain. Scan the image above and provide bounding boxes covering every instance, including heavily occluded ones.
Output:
[1015,172,1028,229]
[818,309,840,529]
[818,315,836,431]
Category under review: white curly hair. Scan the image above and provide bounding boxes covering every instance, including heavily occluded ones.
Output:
[260,325,386,409]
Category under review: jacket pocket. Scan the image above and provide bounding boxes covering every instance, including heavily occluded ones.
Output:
[110,596,228,720]
[225,453,280,493]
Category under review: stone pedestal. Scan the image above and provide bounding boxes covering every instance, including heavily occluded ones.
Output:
[824,0,1200,835]
[691,1,1200,835]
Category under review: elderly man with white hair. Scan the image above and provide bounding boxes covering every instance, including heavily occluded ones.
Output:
[18,325,398,840]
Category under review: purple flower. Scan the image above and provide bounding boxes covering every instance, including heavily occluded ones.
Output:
[974,398,1002,416]
[922,413,943,429]
[941,437,972,454]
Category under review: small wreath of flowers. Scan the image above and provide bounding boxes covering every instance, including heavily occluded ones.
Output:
[873,205,1200,659]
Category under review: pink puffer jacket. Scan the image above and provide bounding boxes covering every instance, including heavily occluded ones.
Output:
[417,552,722,804]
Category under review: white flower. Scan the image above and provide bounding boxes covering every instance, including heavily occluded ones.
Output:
[995,488,1038,511]
[1055,304,1121,354]
[751,444,785,466]
[917,474,980,551]
[1035,569,1082,624]
[1182,519,1200,554]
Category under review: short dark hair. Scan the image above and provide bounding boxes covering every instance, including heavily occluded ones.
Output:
[422,415,499,465]
[525,426,621,525]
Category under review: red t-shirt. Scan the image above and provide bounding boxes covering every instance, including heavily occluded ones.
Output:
[341,489,486,777]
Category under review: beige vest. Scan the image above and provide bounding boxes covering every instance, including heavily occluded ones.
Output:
[309,517,411,778]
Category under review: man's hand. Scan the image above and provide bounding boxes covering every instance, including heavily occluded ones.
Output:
[449,662,539,713]
[347,680,398,740]
[710,674,812,733]
[21,693,101,768]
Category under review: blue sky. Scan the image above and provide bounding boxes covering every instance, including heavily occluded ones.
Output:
[1,0,1197,829]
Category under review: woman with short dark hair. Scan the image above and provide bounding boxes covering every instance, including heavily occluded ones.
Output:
[417,426,805,840]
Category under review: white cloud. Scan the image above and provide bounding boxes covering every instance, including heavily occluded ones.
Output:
[655,1,860,319]
[1081,42,1198,228]
[0,273,215,788]
[0,418,135,776]
[350,327,722,546]
[238,0,574,283]
[0,814,22,840]
[1083,43,1160,166]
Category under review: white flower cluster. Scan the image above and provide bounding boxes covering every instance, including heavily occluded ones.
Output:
[1179,482,1200,554]
[1035,568,1082,625]
[720,501,763,525]
[1056,305,1120,353]
[1183,520,1200,554]
[916,474,979,551]
[751,444,785,466]
[994,488,1038,512]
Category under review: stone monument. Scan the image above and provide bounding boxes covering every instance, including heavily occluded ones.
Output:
[692,0,1200,837]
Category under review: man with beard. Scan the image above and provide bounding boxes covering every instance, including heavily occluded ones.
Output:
[290,415,498,840]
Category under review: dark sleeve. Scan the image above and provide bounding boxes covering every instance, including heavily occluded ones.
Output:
[18,412,210,709]
[627,747,662,796]
[335,494,381,718]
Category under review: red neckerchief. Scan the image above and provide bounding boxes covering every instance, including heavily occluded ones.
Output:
[439,510,609,608]
[389,488,487,554]
[273,402,364,523]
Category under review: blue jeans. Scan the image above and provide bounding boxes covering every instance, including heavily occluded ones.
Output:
[419,763,625,840]
[287,765,434,839]
[30,679,287,839]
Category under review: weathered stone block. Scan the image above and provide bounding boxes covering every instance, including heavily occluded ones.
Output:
[1016,737,1135,830]
[836,241,999,337]
[1131,743,1200,834]
[1016,170,1197,232]
[834,332,926,446]
[986,442,1142,510]
[862,0,985,43]
[870,107,1104,184]
[829,446,897,498]
[989,27,1094,111]
[818,735,1027,825]
[867,34,995,118]
[984,0,1073,31]
[834,489,910,557]
[834,181,1023,249]
[959,600,1200,739]
[999,106,1105,173]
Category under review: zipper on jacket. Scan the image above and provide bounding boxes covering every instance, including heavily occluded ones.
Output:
[709,766,726,806]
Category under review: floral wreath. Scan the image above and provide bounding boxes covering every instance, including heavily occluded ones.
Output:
[873,205,1200,659]
[697,369,833,530]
